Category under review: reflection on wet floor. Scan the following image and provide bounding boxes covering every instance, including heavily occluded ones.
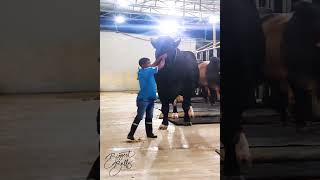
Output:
[101,92,220,179]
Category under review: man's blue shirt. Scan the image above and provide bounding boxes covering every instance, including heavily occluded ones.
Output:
[137,67,158,101]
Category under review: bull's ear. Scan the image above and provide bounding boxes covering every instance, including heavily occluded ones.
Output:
[151,38,158,48]
[174,38,181,48]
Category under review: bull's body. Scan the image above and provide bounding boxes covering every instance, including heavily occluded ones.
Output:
[156,49,199,103]
[151,37,199,128]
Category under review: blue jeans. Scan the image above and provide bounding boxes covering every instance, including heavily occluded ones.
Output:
[135,99,154,121]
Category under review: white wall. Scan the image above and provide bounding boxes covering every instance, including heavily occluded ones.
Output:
[0,0,99,93]
[100,31,196,91]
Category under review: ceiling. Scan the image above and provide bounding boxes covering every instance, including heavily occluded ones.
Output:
[101,0,220,21]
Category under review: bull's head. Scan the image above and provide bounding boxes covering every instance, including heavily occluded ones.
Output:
[151,36,181,62]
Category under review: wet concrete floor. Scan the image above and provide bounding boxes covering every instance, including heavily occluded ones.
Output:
[100,92,220,180]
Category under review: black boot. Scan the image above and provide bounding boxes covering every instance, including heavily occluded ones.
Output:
[127,118,140,140]
[145,121,157,138]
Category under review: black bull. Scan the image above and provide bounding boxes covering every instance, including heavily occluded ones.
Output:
[151,36,199,127]
[222,1,320,176]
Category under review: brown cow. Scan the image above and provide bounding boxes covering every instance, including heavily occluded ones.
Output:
[262,2,320,129]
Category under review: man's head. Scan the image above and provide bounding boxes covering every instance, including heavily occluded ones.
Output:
[139,57,151,68]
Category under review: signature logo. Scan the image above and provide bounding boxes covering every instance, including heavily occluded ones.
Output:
[104,150,135,176]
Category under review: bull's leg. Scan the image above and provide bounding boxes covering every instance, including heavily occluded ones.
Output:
[222,106,242,175]
[209,87,217,105]
[291,83,311,132]
[269,82,288,126]
[159,101,170,130]
[182,97,192,126]
[202,86,209,103]
[221,85,251,176]
[172,99,179,119]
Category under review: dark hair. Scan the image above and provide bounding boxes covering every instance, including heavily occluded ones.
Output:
[139,57,150,67]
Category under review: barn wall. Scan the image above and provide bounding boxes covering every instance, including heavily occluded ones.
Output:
[100,31,197,91]
[0,0,99,94]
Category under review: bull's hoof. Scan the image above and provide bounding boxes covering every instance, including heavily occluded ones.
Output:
[158,124,168,130]
[235,132,251,168]
[171,113,179,119]
[184,122,192,126]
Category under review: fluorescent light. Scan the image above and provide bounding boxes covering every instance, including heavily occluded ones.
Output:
[158,20,181,35]
[114,15,125,24]
[208,15,220,24]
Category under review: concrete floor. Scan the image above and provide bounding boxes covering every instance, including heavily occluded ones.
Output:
[0,93,99,180]
[100,92,220,180]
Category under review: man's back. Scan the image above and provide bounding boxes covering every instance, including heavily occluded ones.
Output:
[137,67,158,101]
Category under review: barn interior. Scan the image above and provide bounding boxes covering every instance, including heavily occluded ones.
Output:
[220,0,320,179]
[0,0,100,179]
[100,0,220,179]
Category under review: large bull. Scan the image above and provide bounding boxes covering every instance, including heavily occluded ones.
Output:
[151,36,199,130]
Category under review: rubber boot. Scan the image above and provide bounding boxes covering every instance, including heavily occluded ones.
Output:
[145,121,157,138]
[127,118,140,140]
